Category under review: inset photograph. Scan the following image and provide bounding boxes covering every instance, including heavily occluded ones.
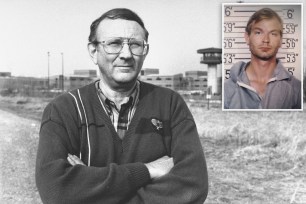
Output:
[222,3,303,110]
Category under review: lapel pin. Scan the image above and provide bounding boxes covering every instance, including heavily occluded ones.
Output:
[151,118,163,130]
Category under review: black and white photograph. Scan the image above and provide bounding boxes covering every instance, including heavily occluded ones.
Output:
[0,0,305,203]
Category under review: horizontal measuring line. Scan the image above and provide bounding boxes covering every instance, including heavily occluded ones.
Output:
[278,51,296,53]
[224,52,250,54]
[224,32,245,33]
[228,48,249,50]
[224,37,245,38]
[281,61,297,63]
[224,21,249,23]
[224,52,249,53]
[228,16,253,18]
[233,9,282,14]
[280,62,297,64]
[234,10,256,13]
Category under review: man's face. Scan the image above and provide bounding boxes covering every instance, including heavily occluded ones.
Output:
[245,17,282,61]
[89,19,147,88]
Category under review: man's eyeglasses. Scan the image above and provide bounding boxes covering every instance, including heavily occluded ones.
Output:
[93,38,149,56]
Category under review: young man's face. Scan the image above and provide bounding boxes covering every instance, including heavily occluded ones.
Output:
[88,19,147,89]
[245,17,282,61]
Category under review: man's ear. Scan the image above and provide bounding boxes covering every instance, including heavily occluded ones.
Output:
[146,44,149,56]
[88,43,98,65]
[244,32,250,46]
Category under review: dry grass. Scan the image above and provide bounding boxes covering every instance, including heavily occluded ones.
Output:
[189,104,306,203]
[0,96,305,203]
[0,96,51,121]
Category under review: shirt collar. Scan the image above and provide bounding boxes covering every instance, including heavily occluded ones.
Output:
[239,59,291,85]
[95,80,140,111]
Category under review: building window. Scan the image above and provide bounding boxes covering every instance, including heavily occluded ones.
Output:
[166,78,172,80]
[166,84,172,87]
[156,77,161,80]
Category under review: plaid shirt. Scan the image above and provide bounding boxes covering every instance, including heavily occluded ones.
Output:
[96,81,139,139]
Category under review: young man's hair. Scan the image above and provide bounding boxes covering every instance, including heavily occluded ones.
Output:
[245,8,283,36]
[88,8,149,43]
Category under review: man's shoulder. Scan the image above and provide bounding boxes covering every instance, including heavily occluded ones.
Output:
[49,82,96,106]
[224,61,248,96]
[139,81,185,105]
[228,61,248,82]
[288,75,301,92]
[276,63,301,86]
[69,81,97,95]
[139,80,178,95]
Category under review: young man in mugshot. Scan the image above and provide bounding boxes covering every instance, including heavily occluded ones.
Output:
[224,8,301,109]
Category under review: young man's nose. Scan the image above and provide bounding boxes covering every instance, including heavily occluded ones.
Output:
[262,34,270,43]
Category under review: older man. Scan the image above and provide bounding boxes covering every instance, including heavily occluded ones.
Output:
[224,8,301,109]
[36,8,208,203]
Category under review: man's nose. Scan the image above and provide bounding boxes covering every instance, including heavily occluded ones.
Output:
[119,43,133,59]
[262,34,270,43]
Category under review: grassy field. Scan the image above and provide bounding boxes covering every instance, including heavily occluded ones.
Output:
[190,105,306,203]
[0,96,305,203]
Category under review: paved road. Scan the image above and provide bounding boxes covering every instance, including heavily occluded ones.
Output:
[0,109,41,203]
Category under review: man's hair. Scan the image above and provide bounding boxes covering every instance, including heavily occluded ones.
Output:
[245,8,283,36]
[88,8,149,43]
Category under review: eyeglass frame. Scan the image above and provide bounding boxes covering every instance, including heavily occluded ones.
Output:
[91,37,149,56]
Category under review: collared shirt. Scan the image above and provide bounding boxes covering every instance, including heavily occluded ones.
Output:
[224,60,301,109]
[95,80,140,139]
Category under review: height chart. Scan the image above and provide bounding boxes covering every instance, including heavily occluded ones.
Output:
[222,4,302,80]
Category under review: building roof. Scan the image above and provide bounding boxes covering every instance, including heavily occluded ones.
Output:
[197,47,222,54]
[141,73,183,77]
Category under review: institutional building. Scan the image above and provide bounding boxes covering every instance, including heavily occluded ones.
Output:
[139,68,208,92]
[50,69,98,91]
[139,73,184,90]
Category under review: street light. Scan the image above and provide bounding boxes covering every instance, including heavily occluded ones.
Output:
[61,52,64,92]
[47,51,50,90]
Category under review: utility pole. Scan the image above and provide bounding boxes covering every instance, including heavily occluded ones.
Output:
[61,52,64,92]
[47,52,50,90]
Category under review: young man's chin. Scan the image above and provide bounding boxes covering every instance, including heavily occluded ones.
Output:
[252,52,275,61]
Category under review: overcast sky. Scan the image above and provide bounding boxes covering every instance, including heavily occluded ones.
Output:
[0,0,305,77]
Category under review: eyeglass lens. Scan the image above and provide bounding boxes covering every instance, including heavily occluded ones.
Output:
[103,38,147,55]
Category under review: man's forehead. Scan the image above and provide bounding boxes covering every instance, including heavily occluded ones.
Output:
[96,19,146,39]
[252,17,282,29]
